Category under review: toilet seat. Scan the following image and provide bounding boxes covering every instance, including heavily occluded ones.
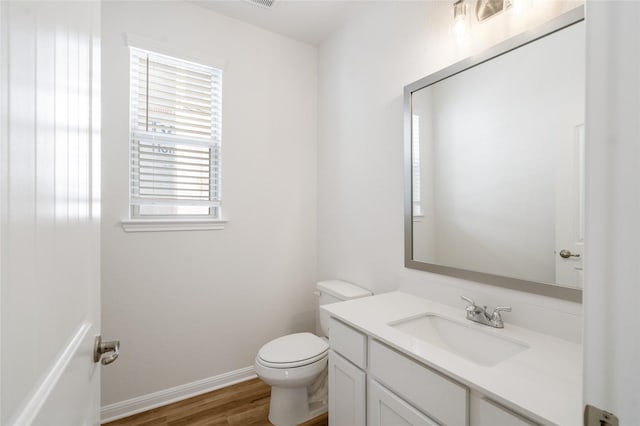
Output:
[258,333,329,369]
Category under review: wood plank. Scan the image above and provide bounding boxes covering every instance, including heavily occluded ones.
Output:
[103,378,328,426]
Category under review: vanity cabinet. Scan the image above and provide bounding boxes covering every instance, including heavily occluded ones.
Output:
[328,317,467,426]
[329,317,541,426]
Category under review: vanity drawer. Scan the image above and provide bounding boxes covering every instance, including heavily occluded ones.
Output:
[471,396,539,426]
[369,339,469,426]
[329,318,367,369]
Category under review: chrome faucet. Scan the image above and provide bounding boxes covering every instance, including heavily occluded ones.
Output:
[461,296,511,328]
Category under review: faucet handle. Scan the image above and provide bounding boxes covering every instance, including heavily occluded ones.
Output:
[493,306,512,314]
[490,306,512,328]
[461,295,475,306]
[461,296,476,311]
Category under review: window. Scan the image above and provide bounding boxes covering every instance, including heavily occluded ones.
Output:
[129,47,222,220]
[411,114,422,217]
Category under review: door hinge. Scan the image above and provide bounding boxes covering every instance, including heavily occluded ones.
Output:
[584,404,619,426]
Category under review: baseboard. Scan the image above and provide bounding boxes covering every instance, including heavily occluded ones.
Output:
[100,366,257,423]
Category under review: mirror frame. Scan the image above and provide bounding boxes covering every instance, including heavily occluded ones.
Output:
[404,6,584,303]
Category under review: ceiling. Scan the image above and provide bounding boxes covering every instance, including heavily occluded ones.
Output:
[193,0,370,45]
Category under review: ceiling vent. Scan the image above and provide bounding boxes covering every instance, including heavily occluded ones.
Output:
[245,0,277,9]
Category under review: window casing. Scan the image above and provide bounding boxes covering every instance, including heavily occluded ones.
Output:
[129,47,222,219]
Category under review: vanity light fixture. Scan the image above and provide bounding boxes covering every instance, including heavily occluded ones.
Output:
[454,0,534,40]
[453,0,468,40]
[476,0,504,22]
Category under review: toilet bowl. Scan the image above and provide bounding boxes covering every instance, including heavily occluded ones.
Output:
[255,333,329,426]
[254,280,372,426]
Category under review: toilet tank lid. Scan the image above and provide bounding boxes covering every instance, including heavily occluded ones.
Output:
[316,280,372,300]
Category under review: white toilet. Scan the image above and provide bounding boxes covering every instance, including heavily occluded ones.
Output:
[254,280,372,426]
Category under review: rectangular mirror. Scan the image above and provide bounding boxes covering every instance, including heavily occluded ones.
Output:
[404,8,584,302]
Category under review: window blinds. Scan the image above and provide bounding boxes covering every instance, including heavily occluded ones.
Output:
[130,48,222,212]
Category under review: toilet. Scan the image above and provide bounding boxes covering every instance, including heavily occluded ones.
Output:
[254,280,372,426]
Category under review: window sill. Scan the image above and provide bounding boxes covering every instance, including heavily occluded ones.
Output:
[121,218,228,233]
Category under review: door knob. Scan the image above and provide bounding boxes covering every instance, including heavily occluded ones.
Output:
[559,249,581,259]
[94,336,120,365]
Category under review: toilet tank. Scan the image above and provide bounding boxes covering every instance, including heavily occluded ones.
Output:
[315,280,372,336]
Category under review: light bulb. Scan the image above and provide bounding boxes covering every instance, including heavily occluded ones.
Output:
[453,18,466,39]
[452,0,468,41]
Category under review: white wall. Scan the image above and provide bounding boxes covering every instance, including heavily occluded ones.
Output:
[101,1,317,407]
[317,1,584,342]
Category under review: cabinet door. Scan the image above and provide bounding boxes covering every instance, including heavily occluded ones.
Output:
[329,350,366,426]
[368,379,439,426]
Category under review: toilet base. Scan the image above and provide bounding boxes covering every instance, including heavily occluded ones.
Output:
[267,386,327,426]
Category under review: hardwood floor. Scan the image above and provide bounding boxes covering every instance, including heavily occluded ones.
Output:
[103,378,328,426]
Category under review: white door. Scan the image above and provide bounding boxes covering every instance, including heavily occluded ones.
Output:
[584,1,640,425]
[1,1,105,425]
[555,123,585,288]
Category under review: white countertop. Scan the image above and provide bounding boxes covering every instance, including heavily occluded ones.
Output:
[321,291,582,426]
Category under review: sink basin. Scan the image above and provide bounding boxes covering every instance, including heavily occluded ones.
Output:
[389,314,529,366]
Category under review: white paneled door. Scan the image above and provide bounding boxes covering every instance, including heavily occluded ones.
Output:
[584,1,640,424]
[1,1,103,425]
[554,123,585,288]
